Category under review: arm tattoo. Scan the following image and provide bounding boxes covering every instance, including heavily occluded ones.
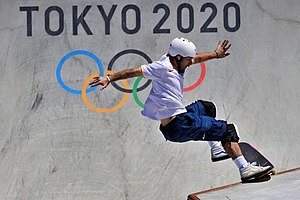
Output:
[110,68,142,82]
[195,56,203,63]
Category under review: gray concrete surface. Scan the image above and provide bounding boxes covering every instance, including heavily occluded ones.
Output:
[189,168,300,200]
[0,0,300,200]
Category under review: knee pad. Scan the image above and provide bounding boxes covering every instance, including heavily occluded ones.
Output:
[221,124,240,144]
[201,100,216,118]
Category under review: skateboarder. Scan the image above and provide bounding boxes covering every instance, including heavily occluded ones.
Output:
[89,37,272,181]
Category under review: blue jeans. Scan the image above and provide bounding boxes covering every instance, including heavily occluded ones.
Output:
[159,100,227,142]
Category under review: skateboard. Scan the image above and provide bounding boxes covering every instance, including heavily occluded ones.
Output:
[239,142,276,176]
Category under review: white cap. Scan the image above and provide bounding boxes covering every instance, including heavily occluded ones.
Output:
[168,37,196,57]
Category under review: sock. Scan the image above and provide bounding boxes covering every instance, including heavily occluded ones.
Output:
[207,141,221,149]
[233,155,248,169]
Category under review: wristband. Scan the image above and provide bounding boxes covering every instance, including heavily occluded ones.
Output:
[106,75,111,82]
[214,51,219,58]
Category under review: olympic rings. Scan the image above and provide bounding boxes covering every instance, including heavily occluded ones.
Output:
[56,49,207,112]
[183,62,206,92]
[108,49,152,93]
[132,76,145,109]
[56,50,104,94]
[81,70,129,113]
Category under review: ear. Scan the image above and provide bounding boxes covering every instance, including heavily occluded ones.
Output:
[176,55,181,61]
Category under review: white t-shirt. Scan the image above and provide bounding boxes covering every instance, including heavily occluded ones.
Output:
[140,55,187,120]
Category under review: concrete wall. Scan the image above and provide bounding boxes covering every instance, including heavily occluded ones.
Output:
[0,0,300,199]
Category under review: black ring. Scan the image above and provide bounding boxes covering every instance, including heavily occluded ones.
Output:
[107,49,152,93]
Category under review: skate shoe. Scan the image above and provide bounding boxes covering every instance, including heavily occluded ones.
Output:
[240,163,273,181]
[211,145,230,162]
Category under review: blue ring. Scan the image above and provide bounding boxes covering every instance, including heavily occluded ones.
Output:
[56,50,104,94]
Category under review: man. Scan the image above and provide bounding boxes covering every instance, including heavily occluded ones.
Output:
[89,37,272,181]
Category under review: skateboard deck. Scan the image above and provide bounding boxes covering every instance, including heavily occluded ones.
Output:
[239,142,275,175]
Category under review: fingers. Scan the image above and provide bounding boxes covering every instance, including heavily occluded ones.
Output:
[88,76,109,90]
[217,40,231,50]
[220,40,231,49]
[223,40,231,49]
[222,40,228,46]
[215,39,231,58]
[89,76,99,83]
[99,84,107,90]
[219,40,231,55]
[89,76,100,87]
[224,52,230,57]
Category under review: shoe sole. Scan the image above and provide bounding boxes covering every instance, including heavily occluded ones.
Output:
[241,167,273,182]
[211,155,231,162]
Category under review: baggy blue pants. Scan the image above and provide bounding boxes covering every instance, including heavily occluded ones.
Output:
[160,100,227,142]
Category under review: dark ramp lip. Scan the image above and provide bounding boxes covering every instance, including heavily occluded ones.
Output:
[187,167,300,200]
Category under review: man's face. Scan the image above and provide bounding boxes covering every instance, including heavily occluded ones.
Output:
[179,57,193,73]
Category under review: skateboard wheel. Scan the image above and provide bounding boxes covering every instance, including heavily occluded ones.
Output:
[271,168,276,175]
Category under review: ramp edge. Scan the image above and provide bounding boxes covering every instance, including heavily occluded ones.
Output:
[187,167,300,200]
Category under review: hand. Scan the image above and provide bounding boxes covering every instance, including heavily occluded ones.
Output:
[214,40,231,58]
[89,76,110,90]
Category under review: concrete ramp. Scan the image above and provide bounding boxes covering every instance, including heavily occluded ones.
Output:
[188,167,300,200]
[1,0,300,199]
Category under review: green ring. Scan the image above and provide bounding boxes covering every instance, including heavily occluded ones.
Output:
[133,77,145,108]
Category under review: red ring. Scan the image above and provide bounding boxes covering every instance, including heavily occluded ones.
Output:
[184,62,206,92]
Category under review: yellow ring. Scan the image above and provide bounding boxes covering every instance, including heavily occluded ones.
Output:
[81,70,129,112]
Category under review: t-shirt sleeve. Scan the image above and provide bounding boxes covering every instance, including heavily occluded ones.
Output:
[141,61,165,80]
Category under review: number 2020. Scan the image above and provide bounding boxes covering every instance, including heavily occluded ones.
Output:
[153,2,241,33]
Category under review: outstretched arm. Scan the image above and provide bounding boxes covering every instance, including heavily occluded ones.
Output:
[191,39,231,64]
[89,67,143,90]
